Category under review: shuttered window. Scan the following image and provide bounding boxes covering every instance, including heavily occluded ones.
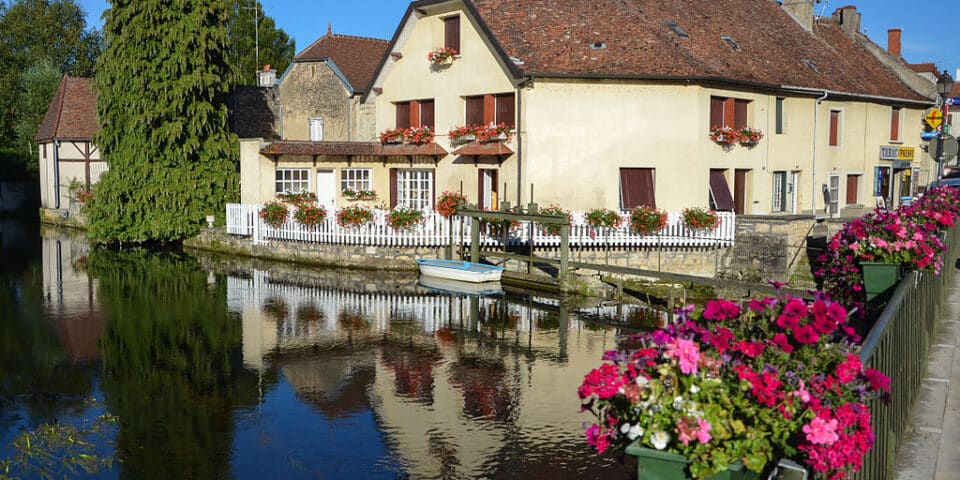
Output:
[495,93,515,127]
[709,97,724,129]
[775,97,784,134]
[709,96,749,129]
[829,110,840,146]
[734,100,749,129]
[444,16,460,53]
[465,96,484,125]
[465,94,514,126]
[846,174,860,205]
[396,102,411,129]
[619,168,656,209]
[890,107,901,141]
[420,100,435,129]
[708,170,735,211]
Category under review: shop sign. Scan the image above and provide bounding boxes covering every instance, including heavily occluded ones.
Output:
[879,145,915,162]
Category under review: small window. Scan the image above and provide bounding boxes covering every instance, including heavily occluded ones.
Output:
[275,168,310,194]
[619,168,656,209]
[775,97,785,134]
[829,110,840,147]
[709,96,749,130]
[494,93,515,127]
[845,174,860,205]
[419,100,435,129]
[341,168,371,193]
[444,16,460,54]
[397,100,434,129]
[890,107,901,142]
[309,117,323,141]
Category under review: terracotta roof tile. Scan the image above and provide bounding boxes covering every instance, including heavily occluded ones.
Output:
[909,62,938,75]
[260,140,447,157]
[35,76,98,142]
[452,142,513,156]
[469,0,927,102]
[294,32,389,92]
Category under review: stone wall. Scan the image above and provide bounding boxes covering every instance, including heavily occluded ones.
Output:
[228,86,280,139]
[279,62,351,141]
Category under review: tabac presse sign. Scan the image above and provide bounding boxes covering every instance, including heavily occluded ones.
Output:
[879,145,915,162]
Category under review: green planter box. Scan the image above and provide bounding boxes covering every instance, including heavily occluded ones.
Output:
[861,261,901,301]
[625,440,760,480]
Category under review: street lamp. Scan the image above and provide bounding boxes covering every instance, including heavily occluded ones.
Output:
[935,70,954,182]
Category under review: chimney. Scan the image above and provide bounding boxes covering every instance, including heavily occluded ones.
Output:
[257,65,276,87]
[833,6,860,35]
[782,0,816,32]
[887,28,902,57]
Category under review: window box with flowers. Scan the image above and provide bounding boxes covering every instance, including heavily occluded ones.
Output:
[478,123,514,143]
[479,210,520,237]
[738,127,763,146]
[336,205,374,228]
[630,206,668,235]
[387,205,425,230]
[277,191,317,206]
[436,190,468,218]
[428,47,458,65]
[379,128,405,144]
[342,188,378,202]
[405,126,434,145]
[682,207,720,230]
[708,126,741,146]
[294,204,327,227]
[585,208,623,229]
[537,204,573,235]
[448,125,481,145]
[260,201,289,229]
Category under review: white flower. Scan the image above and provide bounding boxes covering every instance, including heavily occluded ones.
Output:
[639,401,650,410]
[627,424,644,440]
[620,423,631,434]
[672,396,684,410]
[636,376,649,387]
[651,431,670,450]
[689,384,700,394]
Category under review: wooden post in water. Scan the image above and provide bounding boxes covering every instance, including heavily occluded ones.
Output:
[471,214,480,263]
[445,217,453,260]
[560,224,569,277]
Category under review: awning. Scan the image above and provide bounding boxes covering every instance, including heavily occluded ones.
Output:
[259,140,448,157]
[452,142,514,156]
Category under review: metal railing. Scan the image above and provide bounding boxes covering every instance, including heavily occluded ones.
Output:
[855,226,959,480]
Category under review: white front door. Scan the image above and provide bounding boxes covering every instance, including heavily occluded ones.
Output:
[828,174,840,217]
[316,170,336,210]
[790,171,799,214]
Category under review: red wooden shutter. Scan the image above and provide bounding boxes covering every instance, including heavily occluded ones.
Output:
[709,170,735,211]
[619,168,655,209]
[829,111,839,146]
[889,108,898,140]
[444,16,460,53]
[465,96,484,125]
[419,100,435,129]
[477,169,485,209]
[734,169,747,215]
[638,169,655,208]
[495,93,515,127]
[846,175,859,204]
[409,100,420,129]
[483,95,496,125]
[395,102,410,129]
[390,169,398,208]
[723,98,735,128]
[709,97,724,129]
[734,100,749,129]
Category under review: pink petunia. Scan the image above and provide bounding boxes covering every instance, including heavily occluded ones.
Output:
[666,339,700,375]
[803,416,839,445]
[793,324,820,344]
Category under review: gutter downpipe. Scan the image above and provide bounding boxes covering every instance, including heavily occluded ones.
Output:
[517,75,532,205]
[812,91,828,216]
[53,139,61,209]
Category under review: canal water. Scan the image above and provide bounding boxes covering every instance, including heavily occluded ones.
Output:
[0,221,660,479]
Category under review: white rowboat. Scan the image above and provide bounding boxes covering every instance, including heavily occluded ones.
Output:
[415,258,505,283]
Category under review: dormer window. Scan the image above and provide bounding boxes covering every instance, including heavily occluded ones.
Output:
[720,35,741,51]
[664,20,689,39]
[590,41,607,50]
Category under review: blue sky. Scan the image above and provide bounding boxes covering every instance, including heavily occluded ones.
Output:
[77,0,959,75]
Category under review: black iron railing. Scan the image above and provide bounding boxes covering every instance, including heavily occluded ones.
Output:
[854,227,959,479]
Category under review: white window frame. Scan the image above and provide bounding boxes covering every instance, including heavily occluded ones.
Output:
[309,117,324,141]
[341,168,371,193]
[397,170,433,210]
[275,168,310,194]
[772,171,786,212]
[827,173,841,217]
[890,107,902,143]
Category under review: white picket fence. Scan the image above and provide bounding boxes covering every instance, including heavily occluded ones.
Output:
[225,203,736,248]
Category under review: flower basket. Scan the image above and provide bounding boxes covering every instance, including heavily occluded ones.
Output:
[436,191,467,218]
[630,206,668,235]
[860,261,901,301]
[259,201,288,229]
[428,47,457,65]
[405,126,434,145]
[448,125,482,145]
[709,126,740,146]
[336,205,374,228]
[387,206,424,230]
[537,204,573,235]
[342,189,378,202]
[626,442,758,480]
[585,208,623,229]
[277,191,317,206]
[738,127,763,146]
[682,207,720,230]
[478,123,514,143]
[379,128,406,144]
[294,204,327,227]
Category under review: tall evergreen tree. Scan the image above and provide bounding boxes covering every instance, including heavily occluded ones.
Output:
[88,0,238,243]
[226,0,294,86]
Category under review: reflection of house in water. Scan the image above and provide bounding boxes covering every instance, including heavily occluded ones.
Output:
[226,268,628,478]
[41,230,104,363]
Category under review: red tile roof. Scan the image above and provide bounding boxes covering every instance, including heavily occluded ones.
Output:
[260,140,448,157]
[452,142,513,156]
[295,30,389,93]
[35,76,98,142]
[909,63,938,75]
[465,0,928,102]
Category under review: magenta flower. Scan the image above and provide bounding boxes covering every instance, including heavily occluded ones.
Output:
[666,339,700,375]
[803,416,839,445]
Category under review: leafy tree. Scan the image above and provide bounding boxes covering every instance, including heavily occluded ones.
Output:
[13,58,60,168]
[87,0,239,243]
[226,0,294,86]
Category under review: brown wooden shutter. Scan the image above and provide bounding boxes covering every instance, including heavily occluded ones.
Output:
[419,100,435,129]
[734,100,749,129]
[477,169,485,209]
[709,97,724,129]
[709,170,735,211]
[829,110,839,146]
[495,93,515,127]
[395,102,410,129]
[483,95,496,125]
[734,169,747,215]
[466,96,484,125]
[619,168,655,209]
[390,169,398,208]
[723,98,735,128]
[890,108,899,139]
[444,16,460,53]
[846,175,859,204]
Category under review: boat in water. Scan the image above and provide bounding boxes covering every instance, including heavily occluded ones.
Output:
[415,258,505,283]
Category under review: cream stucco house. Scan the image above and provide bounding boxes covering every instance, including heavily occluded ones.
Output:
[241,0,935,217]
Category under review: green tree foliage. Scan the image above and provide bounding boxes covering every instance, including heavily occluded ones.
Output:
[88,0,239,243]
[227,1,295,86]
[14,58,60,168]
[0,0,101,161]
